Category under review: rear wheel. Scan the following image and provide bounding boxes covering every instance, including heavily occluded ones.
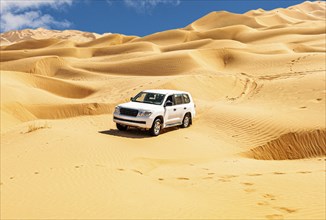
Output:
[149,118,162,136]
[116,123,128,131]
[181,113,191,128]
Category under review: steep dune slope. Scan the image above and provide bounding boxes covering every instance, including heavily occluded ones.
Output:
[187,11,264,31]
[1,1,325,219]
[245,129,326,160]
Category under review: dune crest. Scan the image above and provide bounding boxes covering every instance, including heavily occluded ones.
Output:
[244,129,326,160]
[0,28,109,46]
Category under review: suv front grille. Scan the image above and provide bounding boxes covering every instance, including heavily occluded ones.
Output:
[120,108,138,117]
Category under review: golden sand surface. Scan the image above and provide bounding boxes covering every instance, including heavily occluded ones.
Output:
[1,1,325,219]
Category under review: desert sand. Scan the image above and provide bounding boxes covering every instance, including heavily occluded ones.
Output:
[0,1,325,219]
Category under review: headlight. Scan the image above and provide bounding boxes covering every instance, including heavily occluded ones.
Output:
[138,111,152,117]
[114,106,120,114]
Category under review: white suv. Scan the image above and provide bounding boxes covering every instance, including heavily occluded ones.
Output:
[113,89,195,136]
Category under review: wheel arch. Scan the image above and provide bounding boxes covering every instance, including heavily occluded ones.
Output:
[184,112,192,124]
[155,115,164,124]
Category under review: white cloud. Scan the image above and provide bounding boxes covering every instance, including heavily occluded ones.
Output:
[106,0,113,6]
[0,0,73,32]
[123,0,180,12]
[1,11,71,32]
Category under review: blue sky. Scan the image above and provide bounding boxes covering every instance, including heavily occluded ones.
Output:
[0,0,314,36]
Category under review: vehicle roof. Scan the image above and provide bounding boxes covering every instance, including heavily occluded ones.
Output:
[142,89,189,95]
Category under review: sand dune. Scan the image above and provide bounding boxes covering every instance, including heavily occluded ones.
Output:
[0,28,105,46]
[245,129,326,160]
[187,11,264,31]
[77,34,137,48]
[1,1,325,219]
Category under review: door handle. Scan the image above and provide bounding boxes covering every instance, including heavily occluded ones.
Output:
[173,108,176,111]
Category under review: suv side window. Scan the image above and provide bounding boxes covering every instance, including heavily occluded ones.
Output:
[174,94,183,105]
[165,95,175,105]
[182,94,190,104]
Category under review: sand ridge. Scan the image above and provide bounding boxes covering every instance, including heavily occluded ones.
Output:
[0,1,325,219]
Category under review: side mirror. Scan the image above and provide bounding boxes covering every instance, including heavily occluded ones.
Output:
[165,101,173,107]
[130,97,134,101]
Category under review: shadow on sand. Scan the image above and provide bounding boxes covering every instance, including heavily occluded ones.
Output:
[99,127,180,139]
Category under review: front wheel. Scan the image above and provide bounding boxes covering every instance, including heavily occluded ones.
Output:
[181,114,191,128]
[116,123,128,131]
[149,118,162,136]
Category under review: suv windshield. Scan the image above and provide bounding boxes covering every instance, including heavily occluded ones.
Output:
[132,92,165,105]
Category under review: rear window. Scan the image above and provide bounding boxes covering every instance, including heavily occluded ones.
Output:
[182,94,190,103]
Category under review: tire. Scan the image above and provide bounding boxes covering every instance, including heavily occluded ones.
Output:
[116,123,128,131]
[181,113,191,128]
[149,118,162,136]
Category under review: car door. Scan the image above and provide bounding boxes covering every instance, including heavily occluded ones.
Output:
[181,93,191,116]
[164,95,179,125]
[173,93,186,123]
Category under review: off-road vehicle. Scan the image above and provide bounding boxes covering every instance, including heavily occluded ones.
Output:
[113,89,195,136]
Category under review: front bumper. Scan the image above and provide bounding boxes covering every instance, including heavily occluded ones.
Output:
[113,114,153,129]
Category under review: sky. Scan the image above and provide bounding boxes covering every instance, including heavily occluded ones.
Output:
[0,0,317,36]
